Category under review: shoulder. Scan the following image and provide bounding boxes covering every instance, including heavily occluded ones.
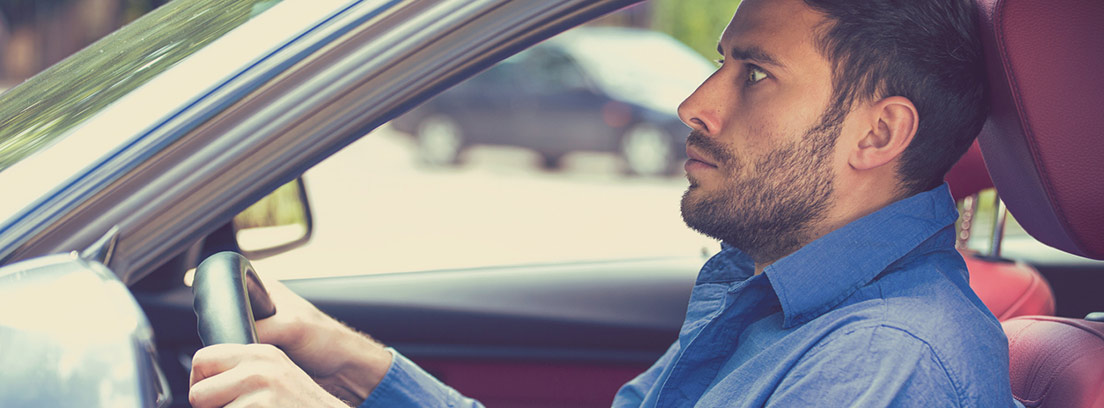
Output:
[811,257,1012,406]
[791,319,1011,407]
[769,324,965,407]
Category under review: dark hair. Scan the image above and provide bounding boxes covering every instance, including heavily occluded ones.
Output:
[802,0,987,197]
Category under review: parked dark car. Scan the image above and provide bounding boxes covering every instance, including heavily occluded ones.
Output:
[392,26,716,176]
[0,0,1100,407]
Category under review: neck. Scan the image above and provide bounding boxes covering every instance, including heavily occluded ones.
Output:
[750,219,835,275]
[749,177,906,275]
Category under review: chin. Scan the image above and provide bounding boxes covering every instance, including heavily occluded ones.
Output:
[680,184,710,215]
[685,173,709,190]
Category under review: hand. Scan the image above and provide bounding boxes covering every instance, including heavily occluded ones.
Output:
[189,343,350,408]
[250,278,392,401]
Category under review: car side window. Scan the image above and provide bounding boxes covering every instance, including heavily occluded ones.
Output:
[0,0,285,172]
[247,24,721,280]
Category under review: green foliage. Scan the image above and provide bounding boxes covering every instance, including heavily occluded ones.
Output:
[233,180,308,229]
[650,0,740,60]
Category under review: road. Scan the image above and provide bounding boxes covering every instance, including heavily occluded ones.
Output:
[252,125,718,280]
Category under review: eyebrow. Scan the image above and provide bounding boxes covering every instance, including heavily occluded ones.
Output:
[716,44,785,69]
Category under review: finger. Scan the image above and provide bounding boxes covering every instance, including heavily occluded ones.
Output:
[189,362,261,408]
[189,344,290,408]
[222,393,274,408]
[253,280,320,347]
[189,344,264,387]
[253,307,304,347]
[256,275,302,310]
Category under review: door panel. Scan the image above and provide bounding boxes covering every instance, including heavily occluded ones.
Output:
[417,359,646,407]
[137,256,700,407]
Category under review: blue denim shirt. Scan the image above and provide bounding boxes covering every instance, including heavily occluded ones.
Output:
[361,184,1014,407]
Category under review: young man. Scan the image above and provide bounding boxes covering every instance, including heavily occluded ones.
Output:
[188,0,1014,406]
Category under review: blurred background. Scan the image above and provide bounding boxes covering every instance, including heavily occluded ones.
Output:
[1,0,741,279]
[0,0,735,87]
[0,0,1076,279]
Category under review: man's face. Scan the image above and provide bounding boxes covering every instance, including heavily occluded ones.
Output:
[678,0,844,264]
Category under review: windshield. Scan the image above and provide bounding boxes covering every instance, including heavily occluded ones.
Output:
[0,0,282,172]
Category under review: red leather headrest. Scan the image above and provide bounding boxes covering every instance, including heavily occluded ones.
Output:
[975,0,1104,259]
[945,141,993,202]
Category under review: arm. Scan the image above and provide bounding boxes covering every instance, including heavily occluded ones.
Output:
[765,325,959,408]
[189,278,482,407]
[359,350,484,408]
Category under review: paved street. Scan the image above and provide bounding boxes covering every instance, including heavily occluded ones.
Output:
[253,125,718,280]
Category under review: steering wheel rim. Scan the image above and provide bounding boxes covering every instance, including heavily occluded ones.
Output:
[192,251,276,345]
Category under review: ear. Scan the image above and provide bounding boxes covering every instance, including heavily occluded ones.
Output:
[849,96,918,171]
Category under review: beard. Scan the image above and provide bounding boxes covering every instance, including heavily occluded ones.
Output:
[680,108,844,264]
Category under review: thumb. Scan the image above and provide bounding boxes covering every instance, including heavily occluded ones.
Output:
[253,302,306,347]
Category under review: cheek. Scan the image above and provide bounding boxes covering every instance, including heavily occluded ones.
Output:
[726,108,788,158]
[746,92,831,144]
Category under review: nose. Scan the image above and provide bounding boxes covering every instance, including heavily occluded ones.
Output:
[678,71,722,135]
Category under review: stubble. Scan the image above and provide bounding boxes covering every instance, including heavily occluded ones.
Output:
[680,108,843,264]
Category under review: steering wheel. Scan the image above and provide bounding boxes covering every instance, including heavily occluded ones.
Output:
[192,252,277,345]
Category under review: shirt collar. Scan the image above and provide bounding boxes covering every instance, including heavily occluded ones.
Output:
[761,183,961,328]
[697,242,756,284]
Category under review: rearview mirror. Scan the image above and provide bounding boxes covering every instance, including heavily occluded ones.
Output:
[231,178,313,259]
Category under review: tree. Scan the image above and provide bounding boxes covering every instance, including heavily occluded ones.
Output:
[650,0,739,60]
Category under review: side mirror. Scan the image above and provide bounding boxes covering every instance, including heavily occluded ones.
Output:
[231,178,313,260]
[0,253,171,407]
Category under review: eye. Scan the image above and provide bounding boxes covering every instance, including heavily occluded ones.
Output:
[746,65,768,84]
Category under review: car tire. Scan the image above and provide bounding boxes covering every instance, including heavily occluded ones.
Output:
[539,153,563,170]
[620,123,674,177]
[416,115,464,166]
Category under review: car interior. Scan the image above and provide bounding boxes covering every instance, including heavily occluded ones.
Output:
[974,0,1104,406]
[947,141,1056,321]
[106,0,1104,406]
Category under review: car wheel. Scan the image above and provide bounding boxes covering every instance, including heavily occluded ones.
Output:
[620,123,673,177]
[539,153,563,170]
[416,115,464,166]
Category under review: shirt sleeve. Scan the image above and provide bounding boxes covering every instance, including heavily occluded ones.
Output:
[611,341,680,407]
[765,325,960,408]
[358,348,484,408]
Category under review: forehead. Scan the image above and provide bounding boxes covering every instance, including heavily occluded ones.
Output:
[720,0,828,67]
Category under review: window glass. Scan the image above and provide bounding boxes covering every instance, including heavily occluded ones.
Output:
[959,188,1104,266]
[250,12,721,279]
[0,0,283,172]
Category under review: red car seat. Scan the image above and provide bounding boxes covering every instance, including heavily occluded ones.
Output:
[976,0,1104,406]
[946,142,1055,319]
[961,250,1054,320]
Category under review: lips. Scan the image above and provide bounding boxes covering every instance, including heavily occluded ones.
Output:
[685,146,718,168]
